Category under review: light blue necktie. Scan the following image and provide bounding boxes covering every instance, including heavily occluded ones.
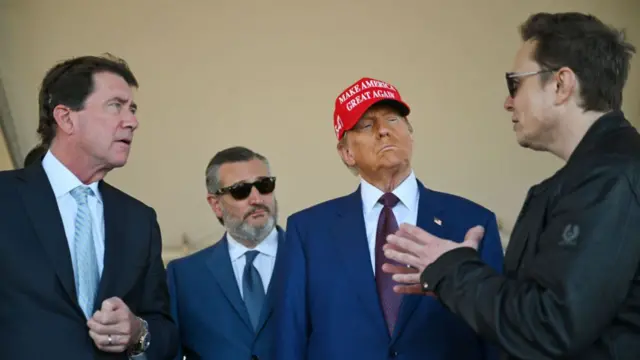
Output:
[70,186,100,319]
[243,250,265,331]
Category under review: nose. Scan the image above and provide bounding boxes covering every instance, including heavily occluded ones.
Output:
[504,96,514,112]
[123,110,139,130]
[375,121,391,138]
[247,186,264,205]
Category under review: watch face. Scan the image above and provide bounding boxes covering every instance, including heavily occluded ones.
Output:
[142,332,151,350]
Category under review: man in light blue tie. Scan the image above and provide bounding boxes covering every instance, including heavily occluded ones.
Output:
[0,54,178,360]
[167,146,284,360]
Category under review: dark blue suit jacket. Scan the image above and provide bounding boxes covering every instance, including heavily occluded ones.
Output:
[0,163,178,360]
[167,227,285,360]
[272,180,504,360]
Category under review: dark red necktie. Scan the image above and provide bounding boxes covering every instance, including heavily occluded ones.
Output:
[375,193,403,335]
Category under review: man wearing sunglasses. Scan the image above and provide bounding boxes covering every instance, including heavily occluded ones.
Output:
[382,12,640,360]
[272,77,505,360]
[167,146,282,360]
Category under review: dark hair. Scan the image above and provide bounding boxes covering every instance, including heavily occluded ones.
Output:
[519,12,636,112]
[37,53,138,146]
[23,143,48,167]
[205,146,270,224]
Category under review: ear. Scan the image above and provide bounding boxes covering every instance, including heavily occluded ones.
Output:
[336,137,356,167]
[52,104,75,136]
[405,118,414,142]
[553,67,577,106]
[207,193,224,219]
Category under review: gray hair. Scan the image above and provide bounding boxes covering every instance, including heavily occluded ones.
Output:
[205,146,271,194]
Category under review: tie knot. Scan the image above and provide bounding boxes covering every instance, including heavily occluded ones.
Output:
[379,193,399,208]
[70,186,93,205]
[245,250,260,265]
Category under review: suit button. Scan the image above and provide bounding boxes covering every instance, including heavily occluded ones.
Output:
[251,355,259,360]
[389,350,398,358]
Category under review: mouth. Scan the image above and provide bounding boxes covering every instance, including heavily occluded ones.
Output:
[246,209,268,219]
[116,139,132,146]
[379,144,396,153]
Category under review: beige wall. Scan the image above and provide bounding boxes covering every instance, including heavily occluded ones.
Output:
[1,0,639,260]
[0,126,14,171]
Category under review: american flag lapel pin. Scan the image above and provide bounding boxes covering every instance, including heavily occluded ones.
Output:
[434,217,442,226]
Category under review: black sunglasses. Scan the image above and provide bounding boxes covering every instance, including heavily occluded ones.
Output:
[215,176,276,200]
[505,69,557,98]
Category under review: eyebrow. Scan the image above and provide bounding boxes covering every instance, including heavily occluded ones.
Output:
[360,111,400,122]
[110,96,138,111]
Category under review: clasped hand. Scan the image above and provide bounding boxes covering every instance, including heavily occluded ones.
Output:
[87,297,142,353]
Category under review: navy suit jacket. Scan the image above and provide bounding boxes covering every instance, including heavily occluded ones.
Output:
[272,180,504,360]
[167,227,284,360]
[0,163,178,360]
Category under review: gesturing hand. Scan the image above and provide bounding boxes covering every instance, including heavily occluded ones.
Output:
[382,224,485,294]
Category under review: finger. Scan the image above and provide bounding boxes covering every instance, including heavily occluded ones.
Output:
[87,318,128,335]
[89,331,128,352]
[91,309,121,326]
[381,263,418,275]
[101,297,124,312]
[391,272,421,285]
[383,248,422,269]
[397,223,437,245]
[464,225,485,248]
[386,234,424,257]
[392,284,426,295]
[393,284,437,297]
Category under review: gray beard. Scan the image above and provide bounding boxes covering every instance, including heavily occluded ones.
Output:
[222,201,278,245]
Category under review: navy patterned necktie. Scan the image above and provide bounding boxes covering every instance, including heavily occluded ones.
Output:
[243,250,265,331]
[375,192,402,335]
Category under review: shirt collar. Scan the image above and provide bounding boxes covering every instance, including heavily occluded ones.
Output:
[41,150,102,203]
[227,226,278,262]
[360,170,418,216]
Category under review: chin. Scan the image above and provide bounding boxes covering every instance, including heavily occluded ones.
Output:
[109,158,129,168]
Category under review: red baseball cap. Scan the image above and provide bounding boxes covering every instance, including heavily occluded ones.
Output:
[333,77,410,140]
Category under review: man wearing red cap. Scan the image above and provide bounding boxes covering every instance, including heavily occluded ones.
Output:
[272,77,504,359]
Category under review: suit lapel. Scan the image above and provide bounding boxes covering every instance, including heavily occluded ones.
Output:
[255,226,285,335]
[19,164,80,313]
[94,182,128,308]
[392,182,446,342]
[205,236,254,331]
[331,189,387,333]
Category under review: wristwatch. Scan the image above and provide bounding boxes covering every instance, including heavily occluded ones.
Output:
[128,317,151,356]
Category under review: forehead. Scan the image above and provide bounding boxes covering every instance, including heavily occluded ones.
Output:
[218,159,269,186]
[512,40,540,71]
[89,72,134,100]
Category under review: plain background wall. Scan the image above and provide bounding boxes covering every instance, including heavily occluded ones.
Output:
[0,126,12,170]
[1,0,639,260]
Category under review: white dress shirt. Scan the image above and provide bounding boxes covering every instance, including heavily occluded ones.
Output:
[42,151,105,275]
[360,171,420,275]
[227,227,278,297]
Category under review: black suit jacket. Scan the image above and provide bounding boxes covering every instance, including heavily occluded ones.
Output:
[0,163,178,360]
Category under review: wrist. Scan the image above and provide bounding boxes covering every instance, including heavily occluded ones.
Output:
[127,317,150,356]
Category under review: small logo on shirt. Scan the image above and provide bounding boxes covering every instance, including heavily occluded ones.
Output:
[433,217,442,226]
[560,224,580,246]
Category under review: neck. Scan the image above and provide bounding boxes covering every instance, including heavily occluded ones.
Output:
[360,165,412,193]
[547,110,606,161]
[50,141,109,184]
